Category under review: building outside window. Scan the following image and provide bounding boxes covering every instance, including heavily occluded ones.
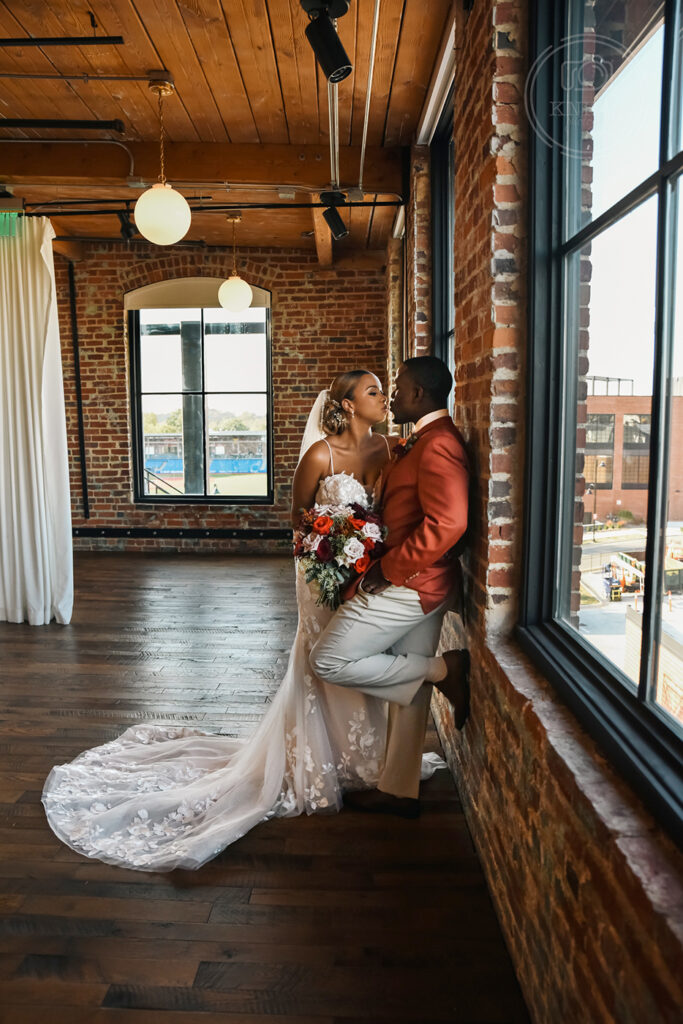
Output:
[522,0,682,837]
[129,290,272,504]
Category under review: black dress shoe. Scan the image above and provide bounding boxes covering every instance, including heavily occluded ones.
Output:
[343,789,420,819]
[433,649,470,729]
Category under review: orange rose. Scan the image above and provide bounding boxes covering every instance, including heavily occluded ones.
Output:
[349,517,366,530]
[354,554,371,574]
[363,538,375,551]
[313,515,333,535]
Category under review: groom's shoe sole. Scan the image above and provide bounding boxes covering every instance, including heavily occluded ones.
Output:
[343,789,420,819]
[434,649,471,730]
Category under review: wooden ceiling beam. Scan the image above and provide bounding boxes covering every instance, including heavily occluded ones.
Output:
[52,237,85,262]
[1,143,405,196]
[312,201,333,267]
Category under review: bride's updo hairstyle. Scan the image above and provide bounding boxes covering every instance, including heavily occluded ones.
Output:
[321,369,371,435]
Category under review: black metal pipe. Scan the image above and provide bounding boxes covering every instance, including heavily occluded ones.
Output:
[72,527,292,539]
[67,262,90,519]
[0,73,152,81]
[31,200,401,216]
[1,118,125,132]
[0,35,124,46]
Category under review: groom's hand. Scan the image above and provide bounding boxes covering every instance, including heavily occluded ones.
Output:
[361,561,391,595]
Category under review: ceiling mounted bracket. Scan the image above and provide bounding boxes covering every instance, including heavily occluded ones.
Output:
[147,71,175,97]
[300,1,349,17]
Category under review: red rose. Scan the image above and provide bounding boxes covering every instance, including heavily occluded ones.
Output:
[313,515,334,535]
[354,554,371,574]
[316,537,333,562]
[363,538,375,551]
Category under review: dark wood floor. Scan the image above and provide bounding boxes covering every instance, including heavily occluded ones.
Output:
[0,553,530,1024]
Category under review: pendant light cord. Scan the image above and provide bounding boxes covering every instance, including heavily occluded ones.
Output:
[232,217,237,275]
[157,89,166,185]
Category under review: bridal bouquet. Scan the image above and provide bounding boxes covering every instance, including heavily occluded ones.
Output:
[293,502,388,610]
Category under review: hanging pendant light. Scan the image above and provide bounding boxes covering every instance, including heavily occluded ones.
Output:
[218,214,253,313]
[134,78,191,246]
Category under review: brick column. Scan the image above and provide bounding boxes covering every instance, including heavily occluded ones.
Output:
[385,235,404,431]
[405,145,432,357]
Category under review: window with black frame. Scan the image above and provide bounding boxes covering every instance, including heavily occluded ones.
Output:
[523,0,683,836]
[431,88,455,400]
[129,303,273,503]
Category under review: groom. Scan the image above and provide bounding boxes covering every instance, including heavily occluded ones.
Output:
[310,356,470,818]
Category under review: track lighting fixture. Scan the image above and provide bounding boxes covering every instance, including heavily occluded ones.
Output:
[300,1,352,83]
[319,190,348,240]
[323,205,348,240]
[117,210,137,241]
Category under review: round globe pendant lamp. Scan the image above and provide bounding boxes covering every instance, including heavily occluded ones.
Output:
[219,213,253,313]
[134,79,191,246]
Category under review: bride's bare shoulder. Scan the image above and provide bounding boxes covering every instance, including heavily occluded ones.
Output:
[298,439,331,471]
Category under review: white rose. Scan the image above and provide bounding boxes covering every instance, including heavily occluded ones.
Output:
[343,538,365,563]
[361,522,381,540]
[302,532,322,552]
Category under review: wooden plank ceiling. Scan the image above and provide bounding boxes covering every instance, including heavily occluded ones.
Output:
[0,0,451,257]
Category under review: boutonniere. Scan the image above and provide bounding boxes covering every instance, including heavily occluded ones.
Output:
[392,433,418,460]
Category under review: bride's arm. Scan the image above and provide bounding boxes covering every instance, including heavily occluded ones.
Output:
[291,441,330,527]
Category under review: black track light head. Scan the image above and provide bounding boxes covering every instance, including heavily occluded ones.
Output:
[301,1,352,83]
[323,205,348,240]
[118,211,137,241]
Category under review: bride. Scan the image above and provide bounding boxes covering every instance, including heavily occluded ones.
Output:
[42,369,440,872]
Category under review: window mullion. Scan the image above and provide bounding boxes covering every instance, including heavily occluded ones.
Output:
[661,0,678,165]
[520,0,564,625]
[639,176,679,704]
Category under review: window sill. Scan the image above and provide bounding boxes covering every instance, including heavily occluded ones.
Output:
[516,620,683,843]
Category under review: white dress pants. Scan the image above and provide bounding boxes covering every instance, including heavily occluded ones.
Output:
[310,585,447,799]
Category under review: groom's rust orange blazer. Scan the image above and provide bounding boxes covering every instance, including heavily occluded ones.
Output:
[349,416,469,614]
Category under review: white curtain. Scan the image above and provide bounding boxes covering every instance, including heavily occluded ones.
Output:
[0,217,73,625]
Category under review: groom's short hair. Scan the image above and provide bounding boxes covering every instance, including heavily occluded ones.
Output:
[403,356,453,405]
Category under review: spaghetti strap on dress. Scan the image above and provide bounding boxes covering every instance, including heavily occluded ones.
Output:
[322,437,335,475]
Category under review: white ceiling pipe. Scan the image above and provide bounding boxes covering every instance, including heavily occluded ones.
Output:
[355,0,381,198]
[415,13,455,145]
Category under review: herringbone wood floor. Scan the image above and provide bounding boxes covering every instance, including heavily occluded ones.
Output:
[0,553,530,1024]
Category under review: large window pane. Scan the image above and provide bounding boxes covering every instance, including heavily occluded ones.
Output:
[654,181,683,727]
[204,307,267,392]
[563,197,658,684]
[139,308,193,393]
[206,394,268,497]
[141,395,186,497]
[567,2,664,230]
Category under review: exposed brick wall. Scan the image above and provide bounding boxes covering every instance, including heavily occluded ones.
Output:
[405,144,432,357]
[405,1,683,1022]
[385,236,404,432]
[55,244,386,552]
[449,0,527,638]
[434,645,683,1024]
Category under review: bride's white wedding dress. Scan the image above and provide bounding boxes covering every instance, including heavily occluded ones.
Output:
[42,472,443,872]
